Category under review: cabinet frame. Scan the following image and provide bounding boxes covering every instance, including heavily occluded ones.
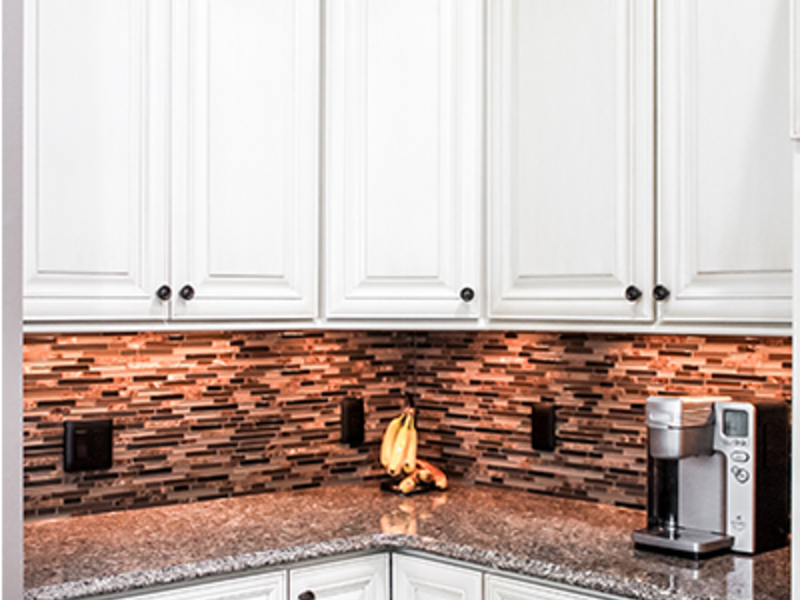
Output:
[792,0,800,139]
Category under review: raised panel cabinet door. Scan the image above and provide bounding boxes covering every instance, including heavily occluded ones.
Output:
[116,571,286,600]
[325,0,482,319]
[658,0,793,325]
[289,554,388,600]
[488,0,654,323]
[485,574,609,600]
[171,0,319,321]
[392,554,482,600]
[23,0,170,321]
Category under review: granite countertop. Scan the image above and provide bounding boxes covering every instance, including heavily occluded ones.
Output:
[24,482,790,600]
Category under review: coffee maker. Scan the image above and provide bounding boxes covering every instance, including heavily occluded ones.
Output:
[632,396,788,559]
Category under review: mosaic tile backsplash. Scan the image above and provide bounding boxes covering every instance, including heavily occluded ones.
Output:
[24,331,791,519]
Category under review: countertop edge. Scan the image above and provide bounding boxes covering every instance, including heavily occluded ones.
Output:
[24,534,678,600]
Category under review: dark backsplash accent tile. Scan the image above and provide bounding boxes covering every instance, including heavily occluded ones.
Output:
[23,330,790,519]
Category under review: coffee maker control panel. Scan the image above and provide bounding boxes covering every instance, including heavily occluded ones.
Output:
[714,402,756,553]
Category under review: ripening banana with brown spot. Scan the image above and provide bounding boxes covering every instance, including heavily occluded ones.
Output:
[398,472,418,494]
[416,458,448,490]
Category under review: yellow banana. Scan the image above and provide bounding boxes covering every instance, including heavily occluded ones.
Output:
[381,412,406,468]
[387,414,411,476]
[403,416,417,474]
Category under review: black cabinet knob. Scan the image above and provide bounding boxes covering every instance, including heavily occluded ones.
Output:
[625,285,642,302]
[460,287,475,303]
[298,592,315,600]
[653,284,670,302]
[179,284,195,301]
[156,285,172,302]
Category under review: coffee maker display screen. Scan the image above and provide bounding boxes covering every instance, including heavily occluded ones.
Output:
[723,410,749,437]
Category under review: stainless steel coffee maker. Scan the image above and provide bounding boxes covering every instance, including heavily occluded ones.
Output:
[632,396,788,559]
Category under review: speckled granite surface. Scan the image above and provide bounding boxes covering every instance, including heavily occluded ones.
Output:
[25,482,790,600]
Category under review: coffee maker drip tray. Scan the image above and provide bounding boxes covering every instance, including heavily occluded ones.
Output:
[632,527,734,559]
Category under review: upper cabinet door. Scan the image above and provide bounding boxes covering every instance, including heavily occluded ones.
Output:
[658,0,793,325]
[24,0,170,322]
[488,0,655,323]
[325,0,483,320]
[171,0,319,321]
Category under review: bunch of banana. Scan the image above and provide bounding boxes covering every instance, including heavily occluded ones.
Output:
[380,407,417,477]
[381,407,448,495]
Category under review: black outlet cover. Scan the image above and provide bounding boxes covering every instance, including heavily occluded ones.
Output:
[532,403,556,452]
[64,419,113,472]
[340,398,365,447]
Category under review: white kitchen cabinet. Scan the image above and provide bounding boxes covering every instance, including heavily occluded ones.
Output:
[117,571,286,600]
[792,0,800,139]
[488,0,654,323]
[23,0,170,322]
[24,0,793,331]
[392,554,482,600]
[324,0,483,320]
[171,0,318,321]
[24,0,318,324]
[82,553,630,600]
[485,574,602,600]
[658,0,793,324]
[289,554,389,600]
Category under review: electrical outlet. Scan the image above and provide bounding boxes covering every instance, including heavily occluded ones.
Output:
[64,419,113,472]
[531,403,556,451]
[341,398,365,447]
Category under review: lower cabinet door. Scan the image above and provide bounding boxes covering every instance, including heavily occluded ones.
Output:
[289,555,389,600]
[486,574,600,600]
[392,555,482,600]
[119,572,286,600]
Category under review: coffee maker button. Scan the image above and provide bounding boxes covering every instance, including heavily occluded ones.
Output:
[731,450,750,463]
[731,520,746,532]
[732,467,750,484]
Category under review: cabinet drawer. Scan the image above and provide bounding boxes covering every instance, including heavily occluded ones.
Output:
[486,574,606,600]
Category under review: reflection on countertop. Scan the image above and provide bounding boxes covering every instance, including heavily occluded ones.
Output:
[24,481,789,600]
